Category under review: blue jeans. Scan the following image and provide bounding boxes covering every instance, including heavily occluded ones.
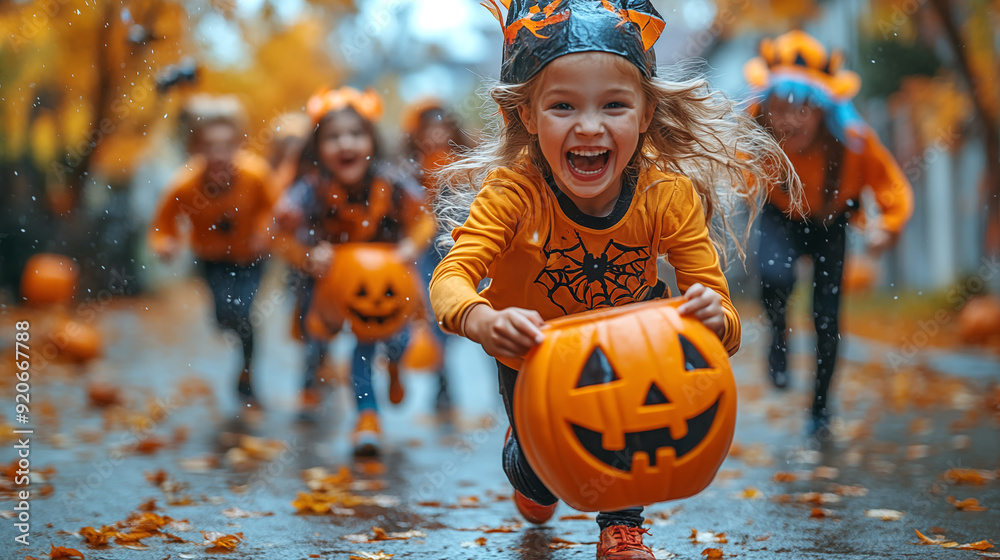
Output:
[418,243,450,398]
[351,328,409,412]
[496,360,644,529]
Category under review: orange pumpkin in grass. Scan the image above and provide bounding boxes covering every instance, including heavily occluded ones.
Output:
[514,298,736,512]
[842,255,878,294]
[306,243,419,343]
[52,318,103,363]
[957,295,1000,345]
[21,253,78,307]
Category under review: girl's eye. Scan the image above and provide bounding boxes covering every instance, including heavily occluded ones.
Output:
[605,101,626,109]
[551,102,573,111]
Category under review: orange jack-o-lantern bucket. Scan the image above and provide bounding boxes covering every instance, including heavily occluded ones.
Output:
[514,298,737,512]
[21,253,78,307]
[307,243,420,343]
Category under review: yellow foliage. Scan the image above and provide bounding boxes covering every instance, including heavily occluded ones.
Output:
[199,19,342,156]
[890,75,972,150]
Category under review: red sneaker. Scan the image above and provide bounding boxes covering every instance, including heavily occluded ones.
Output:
[505,427,557,524]
[597,525,654,560]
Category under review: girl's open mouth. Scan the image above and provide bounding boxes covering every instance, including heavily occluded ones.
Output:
[567,149,610,178]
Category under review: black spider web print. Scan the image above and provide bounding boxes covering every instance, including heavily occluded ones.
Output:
[534,230,650,314]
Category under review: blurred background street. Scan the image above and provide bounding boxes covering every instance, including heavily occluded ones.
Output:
[1,0,999,558]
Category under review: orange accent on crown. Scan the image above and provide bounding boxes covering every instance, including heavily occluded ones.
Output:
[761,30,833,74]
[599,0,664,52]
[306,87,384,124]
[481,0,512,29]
[503,0,571,45]
[744,30,861,100]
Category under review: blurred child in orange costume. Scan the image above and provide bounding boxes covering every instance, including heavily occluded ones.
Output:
[150,94,276,413]
[744,31,914,438]
[400,98,475,414]
[273,86,435,456]
[430,2,798,557]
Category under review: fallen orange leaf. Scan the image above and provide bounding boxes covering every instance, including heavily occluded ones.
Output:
[357,461,387,475]
[830,484,868,497]
[48,545,85,559]
[810,507,831,519]
[559,514,592,521]
[943,468,995,485]
[78,526,116,546]
[134,436,168,455]
[690,529,728,543]
[955,540,993,551]
[348,552,394,560]
[772,471,797,483]
[203,531,243,553]
[144,470,168,486]
[947,496,988,511]
[915,529,946,545]
[481,524,521,533]
[549,536,597,550]
[702,548,724,558]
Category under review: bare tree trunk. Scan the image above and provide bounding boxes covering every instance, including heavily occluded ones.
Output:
[927,0,1000,256]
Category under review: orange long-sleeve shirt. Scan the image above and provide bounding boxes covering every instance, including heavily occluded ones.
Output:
[430,164,740,370]
[273,173,436,271]
[767,128,914,233]
[149,151,275,265]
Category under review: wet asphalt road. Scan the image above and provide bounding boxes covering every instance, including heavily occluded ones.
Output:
[1,268,998,559]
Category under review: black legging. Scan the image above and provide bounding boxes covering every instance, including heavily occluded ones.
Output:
[758,204,847,416]
[496,360,644,529]
[201,260,263,393]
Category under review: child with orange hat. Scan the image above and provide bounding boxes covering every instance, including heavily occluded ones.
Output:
[430,1,799,557]
[150,94,275,413]
[744,31,914,439]
[273,86,435,456]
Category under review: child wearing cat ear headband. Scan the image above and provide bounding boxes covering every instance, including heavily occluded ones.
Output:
[430,1,800,557]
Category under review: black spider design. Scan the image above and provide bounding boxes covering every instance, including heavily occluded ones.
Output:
[534,230,650,314]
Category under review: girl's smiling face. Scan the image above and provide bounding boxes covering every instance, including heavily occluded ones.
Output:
[317,109,375,188]
[518,52,654,216]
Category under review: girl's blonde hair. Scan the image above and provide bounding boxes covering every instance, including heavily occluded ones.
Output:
[435,59,802,267]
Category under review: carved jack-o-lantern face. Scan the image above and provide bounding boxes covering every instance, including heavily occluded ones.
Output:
[514,298,736,512]
[313,243,419,342]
